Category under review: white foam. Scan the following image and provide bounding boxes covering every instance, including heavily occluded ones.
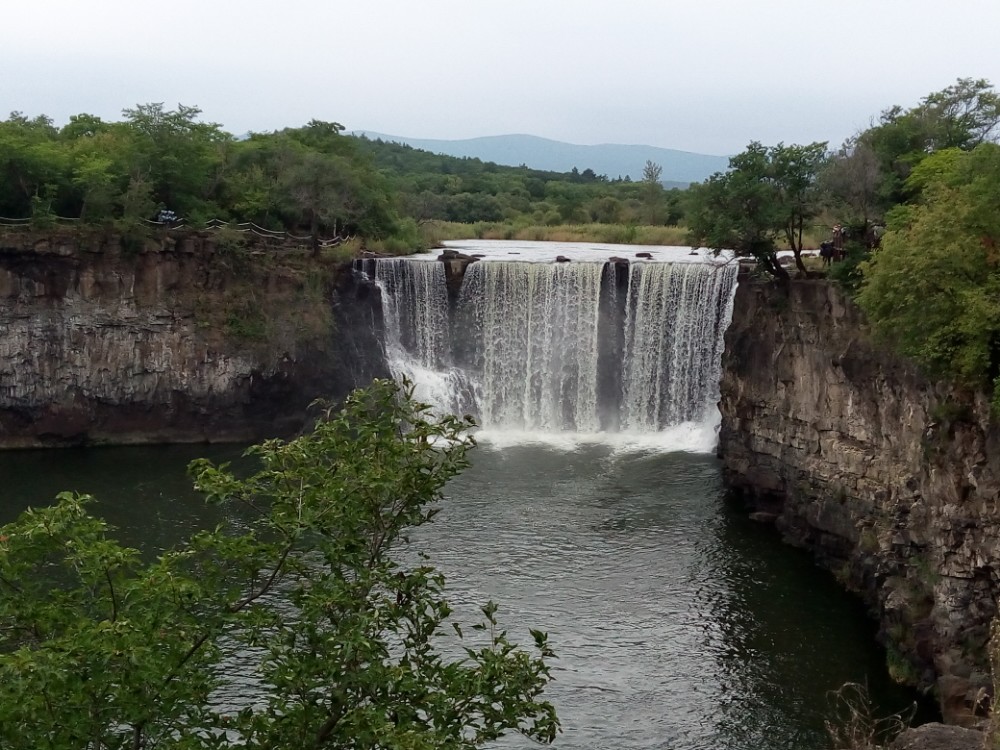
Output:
[473,418,720,455]
[367,241,738,455]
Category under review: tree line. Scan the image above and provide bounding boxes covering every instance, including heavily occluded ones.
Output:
[684,78,1000,407]
[0,104,687,251]
[0,104,407,248]
[353,136,683,228]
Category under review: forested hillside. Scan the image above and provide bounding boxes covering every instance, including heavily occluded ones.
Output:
[352,135,684,228]
[0,105,691,251]
[352,131,728,185]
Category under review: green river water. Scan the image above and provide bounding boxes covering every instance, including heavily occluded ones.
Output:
[1,440,928,750]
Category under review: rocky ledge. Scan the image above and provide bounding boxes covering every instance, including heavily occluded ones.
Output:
[718,278,1000,725]
[0,230,388,447]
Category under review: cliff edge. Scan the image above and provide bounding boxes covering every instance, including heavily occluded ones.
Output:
[718,277,1000,725]
[0,230,387,447]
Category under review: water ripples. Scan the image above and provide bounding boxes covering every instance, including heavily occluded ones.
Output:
[409,444,919,750]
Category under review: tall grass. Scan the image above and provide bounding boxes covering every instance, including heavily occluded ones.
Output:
[419,220,692,247]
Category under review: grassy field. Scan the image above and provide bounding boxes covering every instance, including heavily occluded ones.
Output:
[416,220,830,250]
[418,221,691,248]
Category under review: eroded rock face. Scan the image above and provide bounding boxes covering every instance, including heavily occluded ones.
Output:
[0,231,387,447]
[718,278,1000,725]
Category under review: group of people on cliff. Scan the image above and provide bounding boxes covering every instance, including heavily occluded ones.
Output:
[819,221,884,266]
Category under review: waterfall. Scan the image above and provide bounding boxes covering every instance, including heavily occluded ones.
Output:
[459,261,605,432]
[364,258,473,414]
[362,255,738,444]
[621,262,738,430]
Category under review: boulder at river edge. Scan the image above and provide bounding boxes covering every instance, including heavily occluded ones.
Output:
[888,723,981,750]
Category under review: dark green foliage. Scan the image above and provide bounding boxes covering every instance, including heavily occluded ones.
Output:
[0,380,559,749]
[0,105,404,246]
[857,144,1000,404]
[686,141,828,278]
[827,239,869,292]
[352,136,688,228]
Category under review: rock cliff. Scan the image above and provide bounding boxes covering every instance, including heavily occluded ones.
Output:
[0,230,387,447]
[718,277,1000,725]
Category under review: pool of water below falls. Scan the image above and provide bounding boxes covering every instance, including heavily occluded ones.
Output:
[0,441,928,750]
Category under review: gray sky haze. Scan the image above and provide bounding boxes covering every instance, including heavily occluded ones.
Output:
[5,0,1000,155]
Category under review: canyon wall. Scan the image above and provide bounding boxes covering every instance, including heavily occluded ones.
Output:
[0,230,387,447]
[718,277,1000,724]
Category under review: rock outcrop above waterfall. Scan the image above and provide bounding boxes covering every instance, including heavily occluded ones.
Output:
[718,278,1000,725]
[0,231,387,447]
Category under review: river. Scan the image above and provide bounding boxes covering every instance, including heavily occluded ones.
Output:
[1,439,924,750]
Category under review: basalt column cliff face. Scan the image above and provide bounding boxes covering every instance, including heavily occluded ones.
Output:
[0,232,387,447]
[718,278,1000,725]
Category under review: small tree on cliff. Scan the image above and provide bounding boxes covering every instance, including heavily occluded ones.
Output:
[0,380,559,750]
[686,141,828,278]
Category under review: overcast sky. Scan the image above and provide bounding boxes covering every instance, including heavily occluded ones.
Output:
[5,0,1000,155]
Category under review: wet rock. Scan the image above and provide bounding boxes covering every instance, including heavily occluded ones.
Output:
[555,255,571,263]
[889,723,982,750]
[635,251,653,259]
[436,250,475,262]
[0,231,389,447]
[718,278,1000,724]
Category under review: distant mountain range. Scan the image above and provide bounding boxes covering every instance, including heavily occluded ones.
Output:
[353,132,730,187]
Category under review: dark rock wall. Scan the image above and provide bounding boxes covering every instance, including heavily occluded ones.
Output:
[0,231,387,447]
[718,277,1000,724]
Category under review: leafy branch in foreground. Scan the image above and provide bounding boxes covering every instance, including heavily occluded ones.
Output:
[0,378,559,750]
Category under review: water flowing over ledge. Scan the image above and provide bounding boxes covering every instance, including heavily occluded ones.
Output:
[358,243,738,452]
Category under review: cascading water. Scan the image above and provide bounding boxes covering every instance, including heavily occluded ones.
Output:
[363,258,475,414]
[362,251,738,446]
[620,262,738,430]
[459,261,605,432]
[369,257,450,369]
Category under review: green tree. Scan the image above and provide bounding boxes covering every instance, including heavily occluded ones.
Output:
[641,160,664,224]
[770,141,828,265]
[856,143,1000,396]
[687,141,826,278]
[0,380,559,750]
[0,112,68,219]
[865,78,1000,209]
[121,103,229,220]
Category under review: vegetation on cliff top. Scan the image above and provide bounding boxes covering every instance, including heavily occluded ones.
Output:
[0,105,416,251]
[681,77,1000,408]
[685,141,828,279]
[0,104,691,253]
[840,79,1000,406]
[0,380,559,749]
[857,142,1000,404]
